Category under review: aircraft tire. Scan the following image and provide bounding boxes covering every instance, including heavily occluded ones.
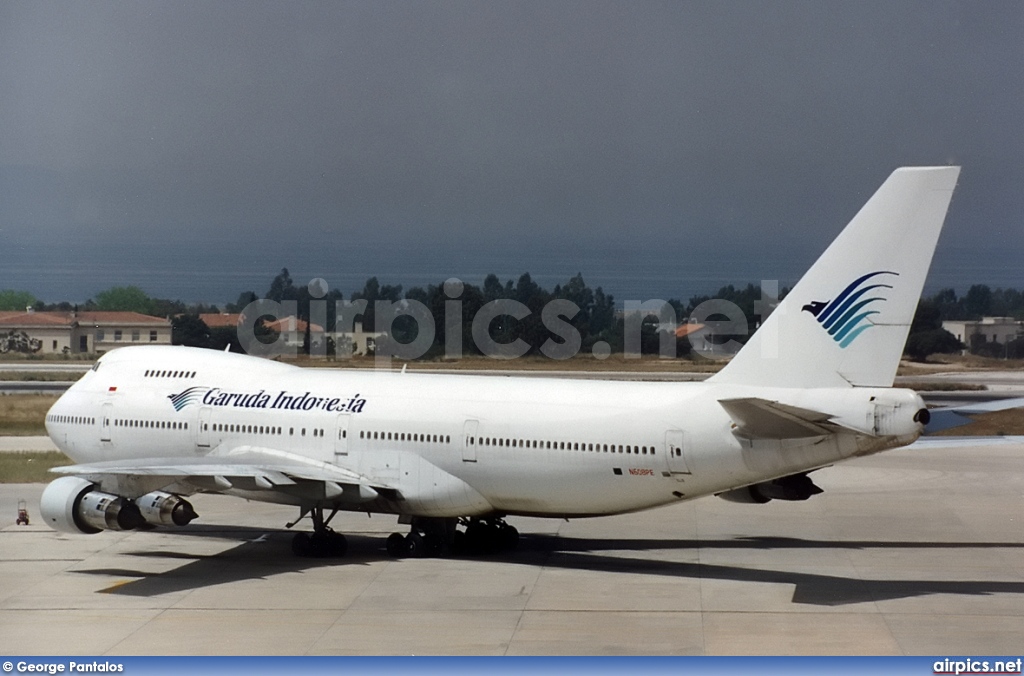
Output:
[424,533,444,556]
[405,531,426,558]
[291,532,312,557]
[499,525,519,551]
[327,531,348,557]
[450,530,466,556]
[386,532,406,557]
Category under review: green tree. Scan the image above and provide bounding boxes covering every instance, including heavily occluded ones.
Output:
[150,298,188,317]
[352,277,403,333]
[171,315,211,347]
[904,329,963,361]
[0,290,38,311]
[208,326,242,353]
[94,286,155,314]
[226,291,258,313]
[964,284,993,318]
[266,268,297,303]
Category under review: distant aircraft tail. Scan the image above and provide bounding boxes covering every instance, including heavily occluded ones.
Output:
[709,166,961,389]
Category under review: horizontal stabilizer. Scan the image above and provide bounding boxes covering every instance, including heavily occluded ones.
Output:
[718,397,837,439]
[909,436,1024,449]
[924,396,1024,434]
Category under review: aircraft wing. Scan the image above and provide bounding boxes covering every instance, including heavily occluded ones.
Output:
[718,397,839,439]
[50,444,392,504]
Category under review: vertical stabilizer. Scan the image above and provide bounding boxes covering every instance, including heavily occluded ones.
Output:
[709,166,960,389]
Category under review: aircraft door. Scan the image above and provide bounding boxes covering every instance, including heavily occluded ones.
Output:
[334,413,351,458]
[197,407,212,449]
[463,420,479,462]
[664,429,691,480]
[100,402,112,443]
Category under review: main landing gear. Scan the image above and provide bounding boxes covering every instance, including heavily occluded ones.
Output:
[387,517,519,559]
[286,509,519,560]
[289,504,347,558]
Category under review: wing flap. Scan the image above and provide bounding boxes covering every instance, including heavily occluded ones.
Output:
[50,444,390,503]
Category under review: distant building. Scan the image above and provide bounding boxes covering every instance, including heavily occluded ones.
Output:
[197,313,384,356]
[198,313,321,349]
[942,317,1024,347]
[334,321,385,356]
[263,315,325,349]
[0,310,171,355]
[198,313,241,330]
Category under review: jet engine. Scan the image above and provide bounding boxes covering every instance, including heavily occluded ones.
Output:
[717,472,823,504]
[39,477,197,534]
[136,491,198,526]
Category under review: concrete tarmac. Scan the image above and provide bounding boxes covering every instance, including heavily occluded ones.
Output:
[2,440,1024,655]
[0,436,58,452]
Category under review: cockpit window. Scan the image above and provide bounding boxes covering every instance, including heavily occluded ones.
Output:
[91,362,100,372]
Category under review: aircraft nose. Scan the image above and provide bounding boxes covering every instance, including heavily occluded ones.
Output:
[44,395,61,440]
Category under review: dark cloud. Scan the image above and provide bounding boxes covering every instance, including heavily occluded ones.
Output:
[0,1,1021,302]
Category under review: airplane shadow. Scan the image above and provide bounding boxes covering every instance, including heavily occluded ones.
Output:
[517,534,1024,606]
[73,528,1024,607]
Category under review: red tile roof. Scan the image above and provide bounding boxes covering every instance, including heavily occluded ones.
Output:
[0,312,75,327]
[199,313,242,328]
[263,315,324,333]
[675,323,707,338]
[76,312,169,326]
[0,311,168,328]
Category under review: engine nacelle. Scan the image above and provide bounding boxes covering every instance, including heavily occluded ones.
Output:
[40,476,145,534]
[717,473,824,504]
[136,491,198,526]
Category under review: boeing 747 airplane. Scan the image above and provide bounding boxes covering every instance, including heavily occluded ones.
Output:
[41,166,961,558]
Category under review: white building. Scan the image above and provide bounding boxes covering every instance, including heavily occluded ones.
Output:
[0,310,171,355]
[198,314,384,356]
[942,316,1024,347]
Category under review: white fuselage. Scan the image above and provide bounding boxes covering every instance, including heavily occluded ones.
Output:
[45,345,922,519]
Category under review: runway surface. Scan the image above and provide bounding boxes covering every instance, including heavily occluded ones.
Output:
[2,440,1024,655]
[0,436,58,452]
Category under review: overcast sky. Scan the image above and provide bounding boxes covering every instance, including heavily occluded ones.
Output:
[1,1,1022,304]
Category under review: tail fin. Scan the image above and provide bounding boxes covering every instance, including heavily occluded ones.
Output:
[709,166,961,389]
